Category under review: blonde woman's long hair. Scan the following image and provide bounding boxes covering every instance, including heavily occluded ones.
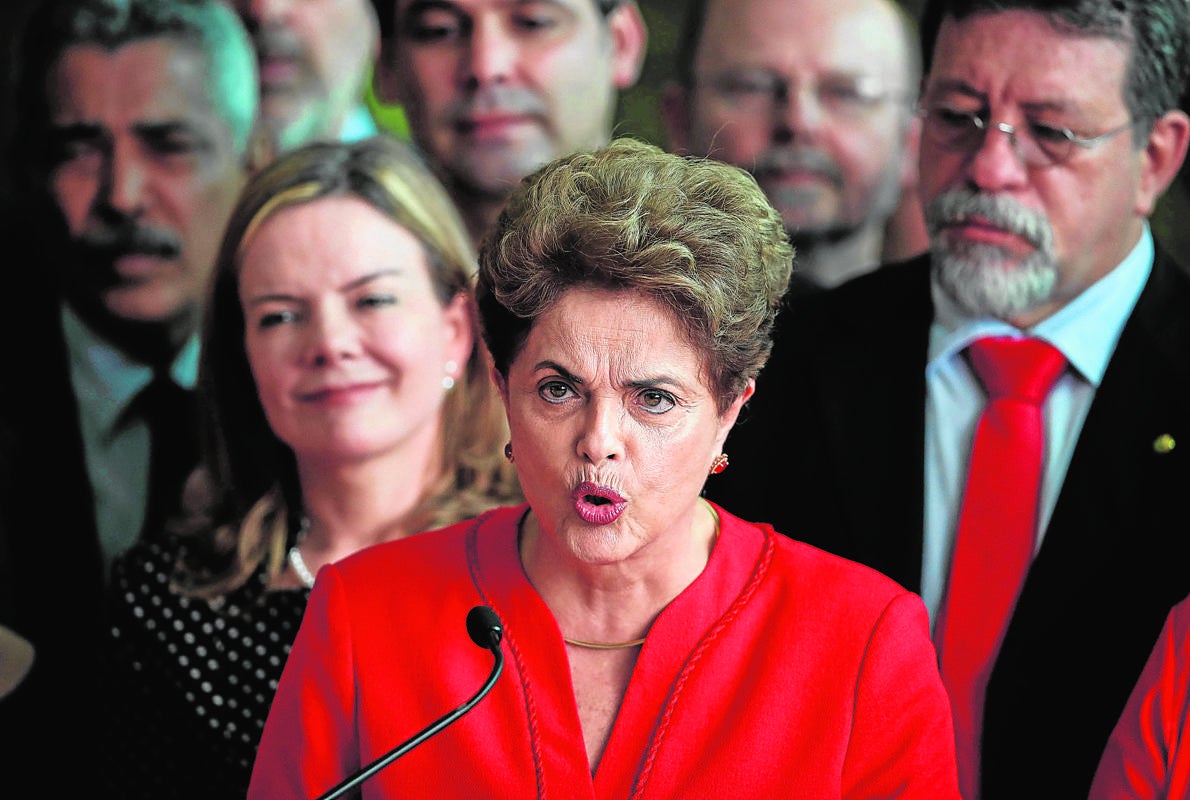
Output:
[175,136,520,599]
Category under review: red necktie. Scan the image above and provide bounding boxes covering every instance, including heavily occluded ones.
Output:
[936,336,1066,799]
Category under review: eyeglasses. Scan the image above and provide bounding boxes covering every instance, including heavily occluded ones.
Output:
[695,70,909,120]
[918,105,1135,167]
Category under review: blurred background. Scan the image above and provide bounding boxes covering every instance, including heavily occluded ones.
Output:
[3,0,1186,262]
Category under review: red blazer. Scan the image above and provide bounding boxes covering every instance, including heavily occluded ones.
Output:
[249,504,959,799]
[1091,593,1190,799]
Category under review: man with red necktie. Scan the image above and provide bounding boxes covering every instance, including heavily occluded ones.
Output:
[705,0,1190,796]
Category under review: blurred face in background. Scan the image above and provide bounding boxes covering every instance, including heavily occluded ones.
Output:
[239,195,472,465]
[667,0,917,244]
[375,0,646,200]
[46,38,244,351]
[229,0,379,151]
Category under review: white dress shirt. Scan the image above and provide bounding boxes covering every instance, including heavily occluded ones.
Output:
[921,227,1155,626]
[62,304,199,578]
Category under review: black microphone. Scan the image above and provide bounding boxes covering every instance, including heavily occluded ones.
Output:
[314,606,505,800]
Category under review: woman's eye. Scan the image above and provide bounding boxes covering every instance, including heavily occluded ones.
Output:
[357,294,397,310]
[258,309,298,329]
[636,389,676,414]
[538,380,576,404]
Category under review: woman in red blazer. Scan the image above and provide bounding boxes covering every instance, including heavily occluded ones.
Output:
[249,139,960,799]
[1091,592,1190,799]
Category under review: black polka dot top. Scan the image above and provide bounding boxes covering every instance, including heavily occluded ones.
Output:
[101,537,310,799]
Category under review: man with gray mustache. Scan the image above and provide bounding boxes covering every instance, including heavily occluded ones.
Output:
[662,0,923,290]
[928,189,1058,318]
[10,0,257,570]
[706,0,1190,795]
[0,0,256,776]
[368,0,648,246]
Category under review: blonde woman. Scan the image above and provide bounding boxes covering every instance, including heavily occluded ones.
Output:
[102,136,519,797]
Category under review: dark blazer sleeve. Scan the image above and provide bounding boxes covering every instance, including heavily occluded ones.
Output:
[0,267,105,779]
[982,248,1190,798]
[705,254,934,593]
[710,246,1190,798]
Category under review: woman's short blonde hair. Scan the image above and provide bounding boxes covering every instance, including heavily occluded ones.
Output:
[177,136,519,597]
[478,137,794,413]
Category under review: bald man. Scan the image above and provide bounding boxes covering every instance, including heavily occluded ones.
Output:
[665,0,922,289]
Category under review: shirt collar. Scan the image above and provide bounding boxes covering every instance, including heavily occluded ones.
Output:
[928,225,1154,387]
[61,303,201,438]
[338,104,378,143]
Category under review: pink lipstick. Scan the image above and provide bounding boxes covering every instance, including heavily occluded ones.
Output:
[571,482,627,525]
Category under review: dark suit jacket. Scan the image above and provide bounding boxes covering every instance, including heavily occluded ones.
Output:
[0,264,108,773]
[707,249,1190,798]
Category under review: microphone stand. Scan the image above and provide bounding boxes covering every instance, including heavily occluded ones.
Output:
[314,608,505,800]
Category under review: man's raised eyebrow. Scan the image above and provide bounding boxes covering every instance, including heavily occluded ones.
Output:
[406,0,568,12]
[1020,99,1078,115]
[533,360,584,385]
[132,120,201,137]
[133,120,219,152]
[403,0,459,17]
[926,78,985,101]
[926,80,1076,115]
[48,122,104,141]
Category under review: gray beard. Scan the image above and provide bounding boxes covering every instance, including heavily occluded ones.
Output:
[932,239,1058,321]
[926,190,1058,321]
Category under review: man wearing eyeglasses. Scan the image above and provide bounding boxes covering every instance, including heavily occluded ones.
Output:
[706,0,1190,796]
[662,0,922,290]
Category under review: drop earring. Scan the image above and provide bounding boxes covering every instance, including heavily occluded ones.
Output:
[504,442,514,463]
[442,360,458,391]
[709,453,729,475]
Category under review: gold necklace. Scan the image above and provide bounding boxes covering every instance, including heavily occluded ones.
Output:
[561,501,721,651]
[701,497,721,541]
[563,636,647,650]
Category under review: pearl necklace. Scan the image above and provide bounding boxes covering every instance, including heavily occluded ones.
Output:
[288,517,316,589]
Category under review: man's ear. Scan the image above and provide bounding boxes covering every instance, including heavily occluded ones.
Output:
[661,83,692,153]
[608,1,648,89]
[1136,109,1190,217]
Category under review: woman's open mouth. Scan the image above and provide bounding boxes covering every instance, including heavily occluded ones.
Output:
[571,482,627,525]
